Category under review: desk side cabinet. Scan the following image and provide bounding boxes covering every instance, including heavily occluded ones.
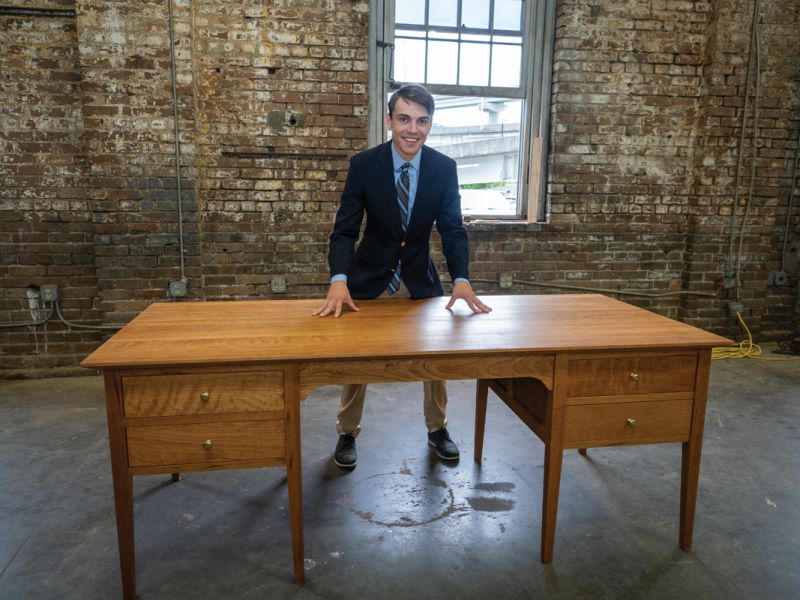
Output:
[476,348,712,563]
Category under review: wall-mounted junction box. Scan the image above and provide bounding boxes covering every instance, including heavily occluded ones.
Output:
[40,285,58,302]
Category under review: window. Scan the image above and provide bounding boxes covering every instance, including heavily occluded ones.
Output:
[369,0,555,220]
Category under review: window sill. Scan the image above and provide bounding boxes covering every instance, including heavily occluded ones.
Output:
[463,218,545,232]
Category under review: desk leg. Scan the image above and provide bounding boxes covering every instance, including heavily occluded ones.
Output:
[679,349,711,550]
[541,441,564,563]
[679,440,702,549]
[103,372,136,600]
[285,366,304,583]
[474,379,489,463]
[541,356,567,563]
[111,472,136,599]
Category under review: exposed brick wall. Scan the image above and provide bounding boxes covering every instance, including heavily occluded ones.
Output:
[0,1,99,370]
[192,0,366,299]
[1,0,798,376]
[76,0,199,324]
[679,0,800,340]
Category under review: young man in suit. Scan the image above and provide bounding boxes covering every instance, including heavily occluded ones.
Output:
[313,83,492,469]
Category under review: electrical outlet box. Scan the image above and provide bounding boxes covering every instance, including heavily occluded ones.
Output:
[767,271,788,286]
[727,301,744,314]
[40,285,58,302]
[498,273,514,289]
[168,279,188,297]
[270,277,287,293]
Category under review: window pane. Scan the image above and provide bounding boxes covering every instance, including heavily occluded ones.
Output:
[394,38,426,83]
[427,96,522,216]
[494,0,522,31]
[426,41,458,85]
[429,0,458,28]
[490,44,521,87]
[396,0,425,25]
[462,0,490,29]
[459,43,489,86]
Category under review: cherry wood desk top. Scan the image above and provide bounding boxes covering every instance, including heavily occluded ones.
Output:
[82,294,731,370]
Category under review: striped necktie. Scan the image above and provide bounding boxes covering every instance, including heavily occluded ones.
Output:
[387,162,411,294]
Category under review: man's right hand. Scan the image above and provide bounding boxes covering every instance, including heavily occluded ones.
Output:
[312,280,359,317]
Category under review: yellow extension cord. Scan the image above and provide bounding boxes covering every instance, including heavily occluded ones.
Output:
[712,312,800,361]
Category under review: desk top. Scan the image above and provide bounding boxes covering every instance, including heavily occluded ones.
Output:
[81,294,732,370]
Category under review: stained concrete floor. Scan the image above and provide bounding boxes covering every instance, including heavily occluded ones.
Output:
[0,356,798,600]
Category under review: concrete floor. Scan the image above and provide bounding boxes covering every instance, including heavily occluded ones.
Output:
[1,356,798,600]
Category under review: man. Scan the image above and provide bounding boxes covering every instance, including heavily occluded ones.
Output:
[313,83,491,469]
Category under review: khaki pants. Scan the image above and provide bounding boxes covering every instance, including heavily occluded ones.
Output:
[335,280,448,436]
[336,380,448,436]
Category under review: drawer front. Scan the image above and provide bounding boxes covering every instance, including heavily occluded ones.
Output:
[122,371,284,417]
[127,420,285,467]
[566,354,696,398]
[563,399,692,445]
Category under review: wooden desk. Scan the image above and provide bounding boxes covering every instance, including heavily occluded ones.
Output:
[81,294,731,598]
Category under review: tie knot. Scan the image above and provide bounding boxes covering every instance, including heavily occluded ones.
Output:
[401,162,410,173]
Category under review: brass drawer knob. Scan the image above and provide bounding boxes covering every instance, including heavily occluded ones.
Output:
[629,373,640,382]
[626,418,636,427]
[200,392,210,402]
[203,439,213,450]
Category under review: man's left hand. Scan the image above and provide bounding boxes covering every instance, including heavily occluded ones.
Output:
[445,281,492,314]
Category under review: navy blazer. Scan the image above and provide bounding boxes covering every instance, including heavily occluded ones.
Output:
[328,141,470,300]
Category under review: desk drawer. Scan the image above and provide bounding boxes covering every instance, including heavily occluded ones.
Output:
[127,420,285,467]
[566,354,696,398]
[563,399,692,446]
[123,371,284,417]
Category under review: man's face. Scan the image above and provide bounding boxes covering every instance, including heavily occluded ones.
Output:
[385,97,432,161]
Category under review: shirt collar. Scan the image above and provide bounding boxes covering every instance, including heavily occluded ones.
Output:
[390,142,422,173]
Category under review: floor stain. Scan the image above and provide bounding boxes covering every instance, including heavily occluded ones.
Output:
[466,496,515,512]
[348,472,462,527]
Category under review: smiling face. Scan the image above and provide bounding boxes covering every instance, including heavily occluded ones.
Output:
[385,97,432,161]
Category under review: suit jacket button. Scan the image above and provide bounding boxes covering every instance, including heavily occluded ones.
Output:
[400,241,406,247]
[390,268,395,273]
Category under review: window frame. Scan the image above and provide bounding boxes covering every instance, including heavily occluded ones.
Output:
[369,0,556,222]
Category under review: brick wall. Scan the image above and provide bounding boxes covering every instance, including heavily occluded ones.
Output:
[1,0,798,376]
[0,1,99,370]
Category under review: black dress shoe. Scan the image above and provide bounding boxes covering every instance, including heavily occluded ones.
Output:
[333,434,357,468]
[428,428,459,460]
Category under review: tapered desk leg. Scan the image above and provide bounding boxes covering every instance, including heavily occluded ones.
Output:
[679,440,701,549]
[111,472,136,599]
[541,356,567,563]
[541,441,564,563]
[285,366,304,583]
[104,371,136,600]
[474,379,489,463]
[680,349,711,551]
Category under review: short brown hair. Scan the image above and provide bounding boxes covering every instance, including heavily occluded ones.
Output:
[387,84,435,117]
